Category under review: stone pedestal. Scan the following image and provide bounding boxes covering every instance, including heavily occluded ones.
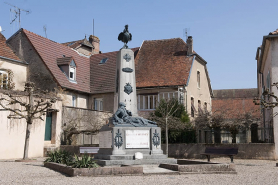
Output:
[95,125,177,166]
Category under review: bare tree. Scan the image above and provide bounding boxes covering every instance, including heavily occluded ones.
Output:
[194,105,257,143]
[150,98,190,156]
[254,83,278,110]
[0,82,58,159]
[62,107,111,145]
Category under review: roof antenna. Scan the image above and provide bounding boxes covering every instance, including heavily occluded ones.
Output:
[93,19,94,38]
[92,18,95,53]
[5,2,31,28]
[183,28,190,41]
[43,25,47,38]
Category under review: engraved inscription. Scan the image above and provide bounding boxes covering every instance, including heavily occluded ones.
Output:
[122,67,133,73]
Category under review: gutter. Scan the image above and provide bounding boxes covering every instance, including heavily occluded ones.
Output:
[0,55,27,65]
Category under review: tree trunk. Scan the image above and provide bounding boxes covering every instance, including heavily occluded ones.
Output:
[23,121,32,159]
[23,87,34,159]
[232,133,236,143]
[165,117,168,156]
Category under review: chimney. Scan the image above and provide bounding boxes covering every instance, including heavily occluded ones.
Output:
[186,36,193,56]
[89,35,100,54]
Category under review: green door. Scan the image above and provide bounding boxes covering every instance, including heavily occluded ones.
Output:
[44,112,52,141]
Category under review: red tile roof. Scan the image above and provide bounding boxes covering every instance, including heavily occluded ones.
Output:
[57,56,74,66]
[135,38,193,88]
[90,38,195,93]
[212,89,260,119]
[23,29,90,93]
[90,48,139,94]
[62,38,93,49]
[0,32,21,61]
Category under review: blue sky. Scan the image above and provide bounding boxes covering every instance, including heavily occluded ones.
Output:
[0,0,277,90]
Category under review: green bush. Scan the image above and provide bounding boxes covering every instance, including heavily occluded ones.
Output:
[44,150,73,165]
[70,154,99,168]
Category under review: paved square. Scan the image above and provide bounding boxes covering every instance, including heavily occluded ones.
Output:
[1,158,278,185]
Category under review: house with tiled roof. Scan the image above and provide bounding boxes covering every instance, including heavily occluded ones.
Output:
[256,28,278,158]
[90,36,213,118]
[7,29,92,108]
[62,35,100,56]
[0,32,63,160]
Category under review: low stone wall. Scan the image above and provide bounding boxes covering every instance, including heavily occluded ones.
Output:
[44,162,143,177]
[162,143,275,160]
[59,145,98,156]
[61,143,275,160]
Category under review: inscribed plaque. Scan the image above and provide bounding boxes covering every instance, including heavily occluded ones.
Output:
[126,130,150,148]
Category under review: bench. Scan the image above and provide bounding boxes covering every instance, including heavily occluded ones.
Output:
[200,147,238,163]
[79,147,99,154]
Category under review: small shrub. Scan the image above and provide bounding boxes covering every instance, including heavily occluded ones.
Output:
[44,150,73,165]
[70,153,99,168]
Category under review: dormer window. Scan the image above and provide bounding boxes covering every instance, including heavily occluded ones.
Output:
[57,56,77,83]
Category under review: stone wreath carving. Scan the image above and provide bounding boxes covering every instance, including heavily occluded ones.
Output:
[114,129,123,149]
[152,129,160,147]
[123,53,131,62]
[124,83,133,95]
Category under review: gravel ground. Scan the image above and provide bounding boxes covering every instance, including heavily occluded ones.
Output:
[0,158,278,185]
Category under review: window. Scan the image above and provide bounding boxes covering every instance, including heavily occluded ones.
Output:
[69,66,76,81]
[197,71,200,88]
[204,102,208,113]
[69,59,76,81]
[99,58,108,64]
[94,98,103,111]
[137,91,180,110]
[137,94,158,110]
[198,100,203,115]
[72,95,77,107]
[0,70,8,89]
[191,97,196,117]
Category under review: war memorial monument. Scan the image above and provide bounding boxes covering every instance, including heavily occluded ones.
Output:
[94,25,177,166]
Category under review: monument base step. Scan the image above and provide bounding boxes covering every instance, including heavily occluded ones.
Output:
[95,154,168,160]
[96,158,177,166]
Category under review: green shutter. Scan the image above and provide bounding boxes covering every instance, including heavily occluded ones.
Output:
[44,112,52,141]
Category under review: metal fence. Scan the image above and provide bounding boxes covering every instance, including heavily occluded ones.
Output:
[198,127,274,144]
[161,130,196,144]
[161,127,274,144]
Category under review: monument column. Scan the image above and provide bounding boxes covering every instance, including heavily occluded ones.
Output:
[115,49,138,116]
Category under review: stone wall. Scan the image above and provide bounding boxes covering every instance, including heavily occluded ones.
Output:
[162,143,275,160]
[0,93,63,159]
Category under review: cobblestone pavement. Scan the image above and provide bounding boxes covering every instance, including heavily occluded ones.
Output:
[0,158,278,185]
